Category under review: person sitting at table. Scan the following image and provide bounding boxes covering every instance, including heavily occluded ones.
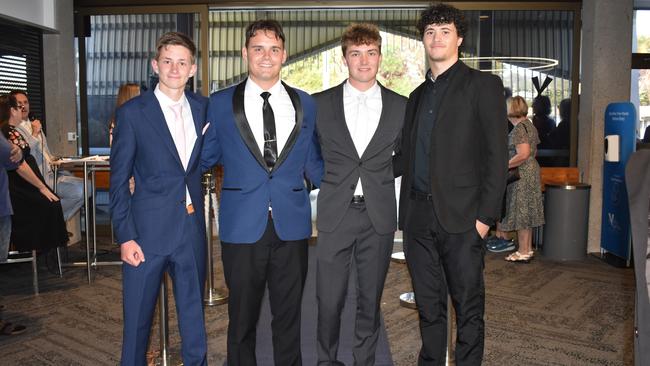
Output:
[0,94,68,255]
[10,90,85,222]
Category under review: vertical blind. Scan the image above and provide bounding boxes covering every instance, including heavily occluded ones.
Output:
[0,21,44,122]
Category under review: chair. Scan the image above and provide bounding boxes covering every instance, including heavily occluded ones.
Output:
[1,249,38,294]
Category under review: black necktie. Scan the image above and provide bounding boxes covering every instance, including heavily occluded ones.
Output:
[260,91,278,169]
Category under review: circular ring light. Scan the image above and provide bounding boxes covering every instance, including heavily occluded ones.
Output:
[460,56,559,72]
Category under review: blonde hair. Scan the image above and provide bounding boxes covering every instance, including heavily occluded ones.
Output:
[507,96,528,118]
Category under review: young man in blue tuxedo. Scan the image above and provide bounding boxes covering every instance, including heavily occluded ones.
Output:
[201,19,323,366]
[110,32,209,366]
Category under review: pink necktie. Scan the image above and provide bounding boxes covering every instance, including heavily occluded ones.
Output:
[170,103,186,166]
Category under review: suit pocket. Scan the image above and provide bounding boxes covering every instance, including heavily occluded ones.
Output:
[381,178,395,185]
[222,187,242,191]
[292,187,304,192]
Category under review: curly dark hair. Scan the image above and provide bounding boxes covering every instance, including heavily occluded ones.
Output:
[417,3,467,39]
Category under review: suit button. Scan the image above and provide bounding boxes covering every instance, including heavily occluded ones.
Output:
[181,200,186,204]
[358,161,362,166]
[269,176,273,179]
[350,184,355,190]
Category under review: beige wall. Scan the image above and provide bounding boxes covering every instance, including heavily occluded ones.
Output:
[579,0,634,253]
[43,0,78,157]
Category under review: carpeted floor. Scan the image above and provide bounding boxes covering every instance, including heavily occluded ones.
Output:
[0,230,634,365]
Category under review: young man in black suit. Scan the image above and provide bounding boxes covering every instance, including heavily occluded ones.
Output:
[396,4,508,365]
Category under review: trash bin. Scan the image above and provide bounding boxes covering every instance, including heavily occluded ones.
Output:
[542,183,591,261]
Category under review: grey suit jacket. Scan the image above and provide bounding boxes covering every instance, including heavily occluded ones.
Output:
[314,81,407,234]
[626,149,650,366]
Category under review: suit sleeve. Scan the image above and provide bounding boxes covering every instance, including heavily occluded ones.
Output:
[476,74,509,226]
[109,106,138,244]
[305,126,323,187]
[200,96,223,172]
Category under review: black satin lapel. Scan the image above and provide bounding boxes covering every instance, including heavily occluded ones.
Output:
[273,81,303,171]
[233,80,268,172]
[141,91,183,168]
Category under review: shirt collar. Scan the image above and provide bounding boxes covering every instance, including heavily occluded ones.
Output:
[344,79,381,100]
[154,84,188,108]
[245,78,284,97]
[427,59,461,83]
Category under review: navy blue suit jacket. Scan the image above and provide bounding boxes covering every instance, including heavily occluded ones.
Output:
[1,134,20,217]
[110,90,209,255]
[201,79,323,244]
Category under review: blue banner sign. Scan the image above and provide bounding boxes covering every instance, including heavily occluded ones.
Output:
[601,102,636,261]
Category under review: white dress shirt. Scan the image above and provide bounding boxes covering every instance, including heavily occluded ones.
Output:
[343,80,382,196]
[244,78,296,157]
[154,85,197,206]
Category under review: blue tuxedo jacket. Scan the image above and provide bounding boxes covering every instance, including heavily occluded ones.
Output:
[110,90,209,255]
[201,79,323,244]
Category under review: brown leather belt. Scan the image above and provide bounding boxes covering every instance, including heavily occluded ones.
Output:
[186,203,195,214]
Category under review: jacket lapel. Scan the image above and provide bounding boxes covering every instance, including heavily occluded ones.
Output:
[272,81,303,171]
[140,91,184,168]
[185,92,203,172]
[361,82,392,160]
[332,82,360,159]
[232,79,269,172]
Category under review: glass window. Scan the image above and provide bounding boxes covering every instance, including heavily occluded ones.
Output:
[76,13,202,154]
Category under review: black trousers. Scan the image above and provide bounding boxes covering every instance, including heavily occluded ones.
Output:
[404,197,486,366]
[221,217,308,366]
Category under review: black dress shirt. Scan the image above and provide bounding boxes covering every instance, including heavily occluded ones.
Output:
[412,61,460,193]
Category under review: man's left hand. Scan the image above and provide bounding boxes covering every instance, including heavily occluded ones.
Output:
[475,220,489,239]
[9,144,22,163]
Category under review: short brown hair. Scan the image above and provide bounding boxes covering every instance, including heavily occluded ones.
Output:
[507,96,529,118]
[245,19,286,48]
[341,23,382,55]
[154,32,196,64]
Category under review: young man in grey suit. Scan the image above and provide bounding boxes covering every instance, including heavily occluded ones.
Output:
[314,23,406,366]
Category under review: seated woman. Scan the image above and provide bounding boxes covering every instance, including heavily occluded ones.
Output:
[0,94,68,254]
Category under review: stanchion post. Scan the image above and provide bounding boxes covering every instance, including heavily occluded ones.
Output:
[202,172,228,306]
[158,273,169,366]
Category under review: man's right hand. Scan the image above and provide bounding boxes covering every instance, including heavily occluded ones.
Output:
[31,119,42,136]
[121,240,146,267]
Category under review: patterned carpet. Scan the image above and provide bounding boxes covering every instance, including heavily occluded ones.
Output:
[0,236,634,365]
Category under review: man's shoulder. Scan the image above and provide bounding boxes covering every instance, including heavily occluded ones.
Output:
[312,83,343,101]
[380,85,407,106]
[185,90,208,105]
[209,84,237,103]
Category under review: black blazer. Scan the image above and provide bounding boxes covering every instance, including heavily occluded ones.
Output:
[396,61,508,234]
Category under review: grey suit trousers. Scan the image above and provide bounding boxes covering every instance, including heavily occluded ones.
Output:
[316,201,394,366]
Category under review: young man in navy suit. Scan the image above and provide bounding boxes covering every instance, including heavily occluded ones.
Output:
[201,19,323,366]
[110,32,209,366]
